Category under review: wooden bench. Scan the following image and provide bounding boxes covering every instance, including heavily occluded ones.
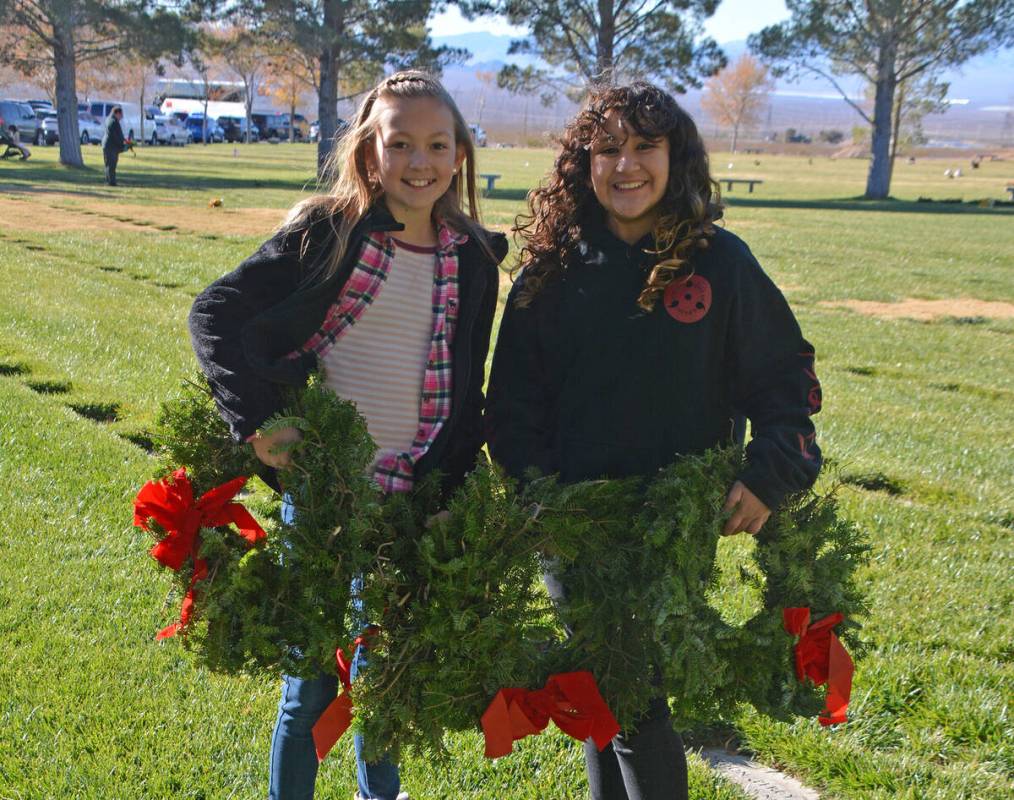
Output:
[721,178,763,193]
[479,173,501,194]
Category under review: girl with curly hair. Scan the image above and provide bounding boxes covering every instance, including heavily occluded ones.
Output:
[486,82,823,799]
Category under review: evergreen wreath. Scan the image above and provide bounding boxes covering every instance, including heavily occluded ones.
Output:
[136,375,869,759]
[520,454,869,732]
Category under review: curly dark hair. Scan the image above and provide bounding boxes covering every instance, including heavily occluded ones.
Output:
[514,82,723,310]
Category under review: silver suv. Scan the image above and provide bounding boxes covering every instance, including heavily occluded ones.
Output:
[0,100,41,145]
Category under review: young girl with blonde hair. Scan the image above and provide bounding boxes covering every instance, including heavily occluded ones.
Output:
[190,70,507,800]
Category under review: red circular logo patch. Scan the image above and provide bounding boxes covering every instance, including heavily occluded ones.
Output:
[664,275,712,323]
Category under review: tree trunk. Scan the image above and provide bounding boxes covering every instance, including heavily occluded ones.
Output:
[245,79,254,144]
[53,25,83,168]
[203,96,209,145]
[289,95,296,143]
[595,0,616,86]
[865,44,897,200]
[139,79,146,145]
[731,123,739,153]
[889,78,905,163]
[316,0,342,178]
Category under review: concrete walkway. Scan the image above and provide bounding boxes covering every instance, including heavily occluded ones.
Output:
[701,749,821,800]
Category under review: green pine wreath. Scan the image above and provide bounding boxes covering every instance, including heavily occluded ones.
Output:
[520,453,870,732]
[138,375,869,759]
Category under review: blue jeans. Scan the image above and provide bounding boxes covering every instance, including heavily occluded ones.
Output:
[268,498,401,800]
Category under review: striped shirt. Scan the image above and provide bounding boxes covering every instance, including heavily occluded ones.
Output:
[293,224,465,492]
[321,240,436,462]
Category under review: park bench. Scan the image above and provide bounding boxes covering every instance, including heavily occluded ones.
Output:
[721,178,764,193]
[479,173,501,195]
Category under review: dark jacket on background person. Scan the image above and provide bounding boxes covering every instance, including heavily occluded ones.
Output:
[102,114,125,152]
[189,203,509,496]
[486,223,822,511]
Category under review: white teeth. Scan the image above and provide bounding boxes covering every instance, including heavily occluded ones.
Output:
[615,181,646,189]
[406,179,434,187]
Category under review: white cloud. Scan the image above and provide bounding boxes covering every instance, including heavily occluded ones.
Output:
[430,7,526,37]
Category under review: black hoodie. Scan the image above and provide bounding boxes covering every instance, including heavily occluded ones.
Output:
[486,224,821,510]
[189,204,509,495]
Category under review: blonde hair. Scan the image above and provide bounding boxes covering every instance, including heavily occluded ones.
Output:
[282,70,490,279]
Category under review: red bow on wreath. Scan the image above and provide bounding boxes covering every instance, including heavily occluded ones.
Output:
[312,626,380,762]
[783,607,855,726]
[133,468,265,640]
[481,671,620,758]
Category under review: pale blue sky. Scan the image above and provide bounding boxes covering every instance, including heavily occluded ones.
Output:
[431,0,790,43]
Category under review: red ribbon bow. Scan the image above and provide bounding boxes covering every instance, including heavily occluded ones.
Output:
[133,468,265,640]
[311,626,380,762]
[783,607,855,726]
[481,671,621,758]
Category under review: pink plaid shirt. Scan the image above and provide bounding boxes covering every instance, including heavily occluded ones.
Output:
[294,223,465,493]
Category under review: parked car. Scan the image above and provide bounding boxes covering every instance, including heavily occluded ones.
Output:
[26,100,54,131]
[148,115,188,146]
[41,112,59,145]
[42,111,115,146]
[184,114,225,143]
[87,100,143,143]
[251,112,286,140]
[468,123,488,147]
[0,99,41,145]
[79,113,105,145]
[308,118,347,144]
[218,116,259,143]
[277,112,309,140]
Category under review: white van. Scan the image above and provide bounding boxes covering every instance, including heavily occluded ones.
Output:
[86,101,144,143]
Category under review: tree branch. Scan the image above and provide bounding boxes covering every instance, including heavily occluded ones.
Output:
[802,62,872,123]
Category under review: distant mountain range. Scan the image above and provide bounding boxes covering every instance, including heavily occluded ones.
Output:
[434,32,1014,106]
[433,32,1013,145]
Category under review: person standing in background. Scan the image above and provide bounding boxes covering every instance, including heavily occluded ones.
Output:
[102,106,126,186]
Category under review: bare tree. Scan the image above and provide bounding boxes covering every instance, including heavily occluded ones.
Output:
[474,69,496,126]
[186,31,229,145]
[220,23,272,143]
[496,64,559,143]
[700,54,773,153]
[263,46,316,142]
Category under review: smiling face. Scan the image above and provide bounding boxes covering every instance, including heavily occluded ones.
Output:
[365,95,465,223]
[589,109,670,244]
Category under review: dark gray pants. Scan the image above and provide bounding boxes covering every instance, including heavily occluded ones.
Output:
[103,149,119,185]
[544,571,689,800]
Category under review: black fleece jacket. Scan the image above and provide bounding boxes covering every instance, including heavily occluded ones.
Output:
[486,224,822,510]
[189,204,509,495]
[102,114,125,152]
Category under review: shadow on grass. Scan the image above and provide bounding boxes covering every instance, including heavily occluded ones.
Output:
[1,163,312,195]
[723,196,1014,216]
[484,188,532,202]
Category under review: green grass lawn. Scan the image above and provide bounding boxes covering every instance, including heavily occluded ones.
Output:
[1,143,1012,799]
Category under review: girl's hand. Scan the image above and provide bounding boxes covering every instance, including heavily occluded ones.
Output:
[722,481,770,536]
[425,510,451,529]
[250,426,302,468]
